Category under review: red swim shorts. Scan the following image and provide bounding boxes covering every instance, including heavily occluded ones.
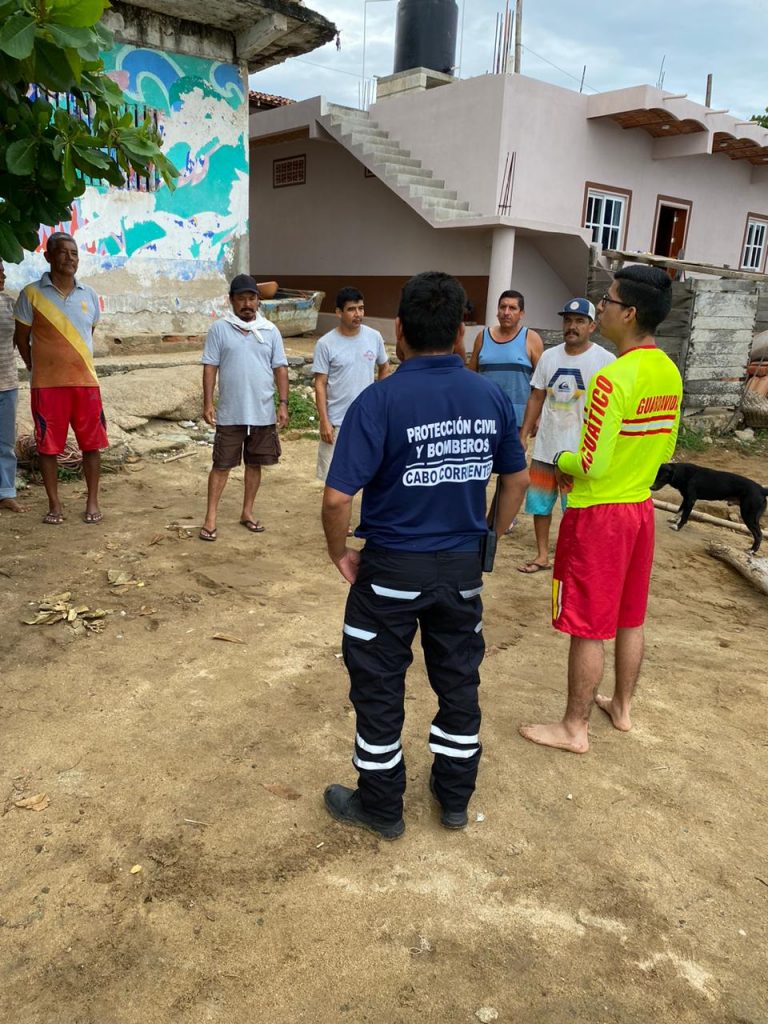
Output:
[31,387,109,456]
[552,499,655,640]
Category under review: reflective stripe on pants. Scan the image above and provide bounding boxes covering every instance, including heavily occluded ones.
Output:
[342,546,485,823]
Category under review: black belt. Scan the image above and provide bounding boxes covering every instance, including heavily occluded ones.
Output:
[364,541,482,555]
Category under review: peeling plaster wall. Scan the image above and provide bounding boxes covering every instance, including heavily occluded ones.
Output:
[105,1,235,63]
[6,40,249,338]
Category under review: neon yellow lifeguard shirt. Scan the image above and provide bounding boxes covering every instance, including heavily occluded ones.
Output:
[556,346,683,507]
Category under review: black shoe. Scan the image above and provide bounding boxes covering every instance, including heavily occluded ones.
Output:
[429,774,469,830]
[323,784,405,841]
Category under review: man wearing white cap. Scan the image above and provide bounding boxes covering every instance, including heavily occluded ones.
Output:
[517,298,614,573]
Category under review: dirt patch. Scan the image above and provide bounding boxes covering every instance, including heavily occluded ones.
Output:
[1,440,767,1024]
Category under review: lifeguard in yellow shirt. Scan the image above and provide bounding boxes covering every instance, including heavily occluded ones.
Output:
[520,265,682,754]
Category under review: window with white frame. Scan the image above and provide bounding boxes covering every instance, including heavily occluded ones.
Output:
[741,217,767,271]
[584,188,628,250]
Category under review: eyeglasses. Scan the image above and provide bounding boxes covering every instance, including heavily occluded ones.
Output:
[599,293,632,308]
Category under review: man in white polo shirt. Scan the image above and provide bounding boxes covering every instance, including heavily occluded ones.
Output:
[312,286,389,484]
[199,275,289,541]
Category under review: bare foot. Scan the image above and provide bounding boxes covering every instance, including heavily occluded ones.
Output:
[594,694,632,732]
[518,722,589,753]
[0,498,27,513]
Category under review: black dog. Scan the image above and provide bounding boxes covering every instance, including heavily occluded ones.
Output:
[651,462,768,554]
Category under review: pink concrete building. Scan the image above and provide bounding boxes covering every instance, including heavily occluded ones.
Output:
[249,72,768,338]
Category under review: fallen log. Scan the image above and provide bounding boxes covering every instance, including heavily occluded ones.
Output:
[652,499,751,537]
[707,542,768,596]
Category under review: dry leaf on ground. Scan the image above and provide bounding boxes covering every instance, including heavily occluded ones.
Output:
[24,610,67,625]
[23,595,110,631]
[212,633,246,645]
[14,793,50,812]
[166,522,194,539]
[107,569,145,587]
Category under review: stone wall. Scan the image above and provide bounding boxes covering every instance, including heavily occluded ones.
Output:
[681,281,758,412]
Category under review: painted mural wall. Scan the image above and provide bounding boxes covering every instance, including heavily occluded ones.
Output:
[6,44,248,336]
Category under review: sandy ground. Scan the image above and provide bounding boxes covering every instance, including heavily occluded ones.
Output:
[1,435,767,1024]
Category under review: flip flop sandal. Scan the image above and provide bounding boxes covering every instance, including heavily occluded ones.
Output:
[517,561,551,574]
[199,526,217,541]
[83,511,103,524]
[43,511,64,525]
[239,519,265,533]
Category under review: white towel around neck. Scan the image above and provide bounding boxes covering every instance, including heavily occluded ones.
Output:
[223,309,272,343]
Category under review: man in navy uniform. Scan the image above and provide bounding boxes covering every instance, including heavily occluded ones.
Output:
[321,272,529,840]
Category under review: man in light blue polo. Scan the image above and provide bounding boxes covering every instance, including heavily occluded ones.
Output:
[199,275,289,540]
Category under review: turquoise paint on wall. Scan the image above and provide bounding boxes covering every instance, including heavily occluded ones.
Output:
[154,145,248,219]
[68,44,249,271]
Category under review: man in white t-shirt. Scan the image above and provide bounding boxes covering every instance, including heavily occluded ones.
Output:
[312,287,390,483]
[517,298,615,573]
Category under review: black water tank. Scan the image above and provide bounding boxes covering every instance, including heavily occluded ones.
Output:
[393,0,458,76]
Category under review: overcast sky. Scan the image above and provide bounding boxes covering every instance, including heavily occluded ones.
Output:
[250,0,768,119]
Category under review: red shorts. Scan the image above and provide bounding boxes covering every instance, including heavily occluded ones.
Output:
[31,387,109,456]
[552,500,655,640]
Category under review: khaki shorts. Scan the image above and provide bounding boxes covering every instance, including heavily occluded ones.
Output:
[212,425,281,469]
[316,426,339,482]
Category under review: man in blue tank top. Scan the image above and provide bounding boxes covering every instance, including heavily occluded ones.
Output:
[468,290,544,427]
[321,272,529,840]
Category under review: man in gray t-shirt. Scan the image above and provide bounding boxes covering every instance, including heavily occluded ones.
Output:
[198,274,289,541]
[312,286,389,483]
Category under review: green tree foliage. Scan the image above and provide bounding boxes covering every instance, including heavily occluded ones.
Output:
[751,109,768,129]
[0,0,179,262]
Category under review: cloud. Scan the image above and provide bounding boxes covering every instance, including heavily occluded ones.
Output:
[249,0,768,118]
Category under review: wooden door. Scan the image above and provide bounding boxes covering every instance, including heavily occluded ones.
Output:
[654,203,688,259]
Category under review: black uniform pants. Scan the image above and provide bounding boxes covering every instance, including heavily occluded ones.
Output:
[341,546,485,823]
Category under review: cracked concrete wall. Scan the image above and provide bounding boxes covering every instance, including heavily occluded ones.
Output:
[105,1,236,63]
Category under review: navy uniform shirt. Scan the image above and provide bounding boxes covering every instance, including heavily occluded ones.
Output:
[326,354,526,552]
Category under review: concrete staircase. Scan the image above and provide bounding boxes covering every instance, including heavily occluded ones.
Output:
[320,104,476,224]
